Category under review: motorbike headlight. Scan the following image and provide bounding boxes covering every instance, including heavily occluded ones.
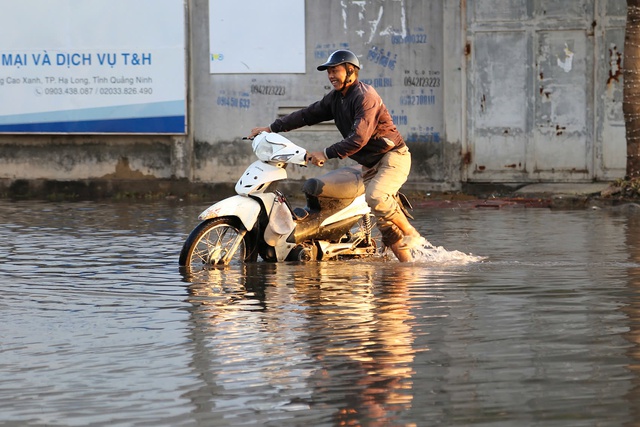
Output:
[254,140,275,161]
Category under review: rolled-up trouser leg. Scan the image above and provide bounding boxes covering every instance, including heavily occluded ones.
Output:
[378,218,404,248]
[362,148,411,247]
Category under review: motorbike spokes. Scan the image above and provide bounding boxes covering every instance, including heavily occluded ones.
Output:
[200,227,245,265]
[180,218,251,270]
[204,229,225,262]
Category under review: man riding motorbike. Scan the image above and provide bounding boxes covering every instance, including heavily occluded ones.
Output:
[249,49,422,262]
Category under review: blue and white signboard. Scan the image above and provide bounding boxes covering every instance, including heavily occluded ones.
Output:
[0,0,186,134]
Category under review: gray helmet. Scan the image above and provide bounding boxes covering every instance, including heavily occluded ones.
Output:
[317,49,361,71]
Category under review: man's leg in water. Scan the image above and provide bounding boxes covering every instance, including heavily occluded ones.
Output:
[363,148,421,262]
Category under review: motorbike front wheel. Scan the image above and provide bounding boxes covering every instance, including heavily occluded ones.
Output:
[179,217,258,269]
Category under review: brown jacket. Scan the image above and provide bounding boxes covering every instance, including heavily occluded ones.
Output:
[269,80,406,168]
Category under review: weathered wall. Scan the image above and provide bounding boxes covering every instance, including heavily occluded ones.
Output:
[0,0,629,199]
[0,0,452,197]
[0,135,180,180]
[190,0,449,189]
[463,0,627,183]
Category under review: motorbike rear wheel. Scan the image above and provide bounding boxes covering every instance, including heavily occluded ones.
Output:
[179,217,258,270]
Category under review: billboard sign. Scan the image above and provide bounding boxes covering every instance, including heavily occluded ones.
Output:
[0,0,187,134]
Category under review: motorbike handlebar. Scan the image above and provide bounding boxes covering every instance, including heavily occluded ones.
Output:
[245,133,323,166]
[305,154,324,167]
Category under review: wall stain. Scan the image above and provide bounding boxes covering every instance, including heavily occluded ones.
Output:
[194,140,253,168]
[540,86,551,98]
[102,157,155,180]
[607,45,622,85]
[462,151,472,165]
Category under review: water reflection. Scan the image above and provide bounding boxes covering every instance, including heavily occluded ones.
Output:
[3,201,640,425]
[182,262,423,425]
[623,207,640,423]
[177,206,640,426]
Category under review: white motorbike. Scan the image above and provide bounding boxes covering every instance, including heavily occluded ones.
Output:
[179,132,410,269]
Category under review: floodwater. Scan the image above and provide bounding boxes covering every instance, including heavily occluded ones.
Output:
[2,198,640,426]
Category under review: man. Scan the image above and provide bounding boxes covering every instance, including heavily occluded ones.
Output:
[249,49,422,262]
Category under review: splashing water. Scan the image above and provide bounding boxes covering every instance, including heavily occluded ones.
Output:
[409,237,485,264]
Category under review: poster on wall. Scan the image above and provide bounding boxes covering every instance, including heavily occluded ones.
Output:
[209,0,305,74]
[0,0,186,134]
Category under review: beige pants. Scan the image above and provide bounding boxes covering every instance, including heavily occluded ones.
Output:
[362,146,411,246]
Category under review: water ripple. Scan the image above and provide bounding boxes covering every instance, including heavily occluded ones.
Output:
[1,201,640,425]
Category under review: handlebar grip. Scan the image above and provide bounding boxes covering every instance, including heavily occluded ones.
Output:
[305,154,324,167]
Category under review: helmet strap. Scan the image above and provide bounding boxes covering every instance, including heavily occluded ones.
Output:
[339,65,354,92]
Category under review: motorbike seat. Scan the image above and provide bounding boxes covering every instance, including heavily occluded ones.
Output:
[303,166,364,199]
[302,166,365,213]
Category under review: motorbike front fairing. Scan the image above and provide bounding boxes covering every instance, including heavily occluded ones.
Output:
[198,193,277,232]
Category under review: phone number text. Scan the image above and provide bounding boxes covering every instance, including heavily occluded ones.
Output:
[42,87,154,95]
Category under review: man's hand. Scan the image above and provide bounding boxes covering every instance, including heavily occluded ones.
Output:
[307,151,327,167]
[248,126,271,139]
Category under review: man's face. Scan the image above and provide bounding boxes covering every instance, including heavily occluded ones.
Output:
[326,64,348,90]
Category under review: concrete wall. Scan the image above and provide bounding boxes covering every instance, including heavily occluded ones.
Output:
[190,0,449,188]
[0,0,454,198]
[0,0,628,199]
